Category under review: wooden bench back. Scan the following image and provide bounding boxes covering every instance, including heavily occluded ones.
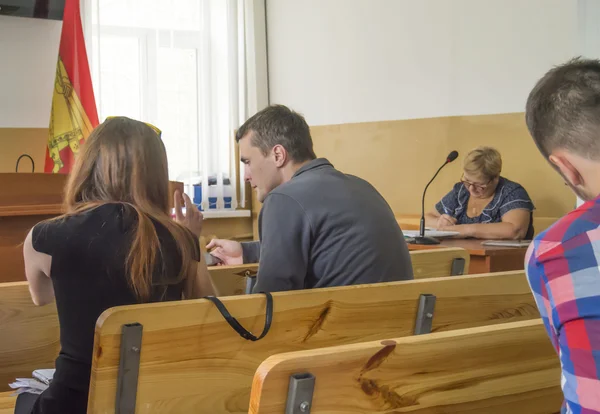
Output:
[88,271,538,413]
[212,247,470,297]
[0,247,469,393]
[250,319,562,414]
[409,247,469,278]
[0,282,59,392]
[0,262,251,391]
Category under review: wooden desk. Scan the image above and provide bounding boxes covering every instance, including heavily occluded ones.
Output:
[407,239,528,274]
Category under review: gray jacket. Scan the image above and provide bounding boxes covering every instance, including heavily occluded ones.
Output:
[242,158,413,293]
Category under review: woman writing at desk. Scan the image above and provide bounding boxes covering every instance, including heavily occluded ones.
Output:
[425,146,535,240]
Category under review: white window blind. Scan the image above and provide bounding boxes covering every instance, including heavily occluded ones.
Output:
[84,0,251,211]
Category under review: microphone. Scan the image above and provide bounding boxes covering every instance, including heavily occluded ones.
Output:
[411,150,459,245]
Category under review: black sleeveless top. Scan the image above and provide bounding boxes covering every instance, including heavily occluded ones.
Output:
[29,203,198,414]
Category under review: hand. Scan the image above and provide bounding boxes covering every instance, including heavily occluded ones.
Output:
[436,214,457,229]
[174,190,203,238]
[206,239,243,266]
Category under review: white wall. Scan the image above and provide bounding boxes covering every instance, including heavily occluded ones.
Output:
[266,0,579,126]
[0,15,61,127]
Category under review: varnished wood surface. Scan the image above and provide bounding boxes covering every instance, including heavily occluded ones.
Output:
[0,282,59,393]
[209,264,258,296]
[0,391,16,414]
[407,238,528,257]
[0,173,65,210]
[88,271,538,413]
[409,247,469,278]
[209,247,471,297]
[250,320,562,414]
[405,239,528,275]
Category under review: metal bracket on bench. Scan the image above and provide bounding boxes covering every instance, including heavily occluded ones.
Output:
[115,323,143,414]
[285,373,315,414]
[245,275,257,294]
[413,294,436,335]
[450,258,466,276]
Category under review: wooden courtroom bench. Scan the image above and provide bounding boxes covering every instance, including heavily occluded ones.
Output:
[0,393,16,414]
[218,247,471,296]
[0,247,469,396]
[0,282,59,393]
[409,247,469,278]
[249,319,562,414]
[87,271,539,413]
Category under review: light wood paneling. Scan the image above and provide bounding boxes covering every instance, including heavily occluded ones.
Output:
[310,113,574,218]
[410,247,469,278]
[88,271,538,413]
[0,392,16,414]
[250,320,561,414]
[0,128,48,173]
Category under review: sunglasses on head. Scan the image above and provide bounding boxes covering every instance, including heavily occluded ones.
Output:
[104,116,162,138]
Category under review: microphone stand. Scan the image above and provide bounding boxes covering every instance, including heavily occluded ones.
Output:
[411,161,450,245]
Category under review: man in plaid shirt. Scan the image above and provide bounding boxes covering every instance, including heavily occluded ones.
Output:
[525,58,600,413]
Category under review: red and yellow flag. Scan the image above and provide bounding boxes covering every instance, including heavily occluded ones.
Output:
[44,0,99,174]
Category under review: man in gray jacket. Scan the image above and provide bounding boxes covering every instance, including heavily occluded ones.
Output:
[207,105,413,293]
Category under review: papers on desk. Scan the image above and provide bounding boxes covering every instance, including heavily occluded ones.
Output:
[402,230,460,239]
[481,240,532,248]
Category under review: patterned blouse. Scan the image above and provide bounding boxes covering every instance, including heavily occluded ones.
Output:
[435,176,535,238]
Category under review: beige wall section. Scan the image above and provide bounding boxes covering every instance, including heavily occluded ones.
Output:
[0,128,48,173]
[310,113,574,218]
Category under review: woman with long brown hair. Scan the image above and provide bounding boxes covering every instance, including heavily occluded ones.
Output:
[19,116,215,413]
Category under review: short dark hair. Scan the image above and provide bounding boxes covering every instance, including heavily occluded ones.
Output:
[236,104,317,163]
[526,57,600,159]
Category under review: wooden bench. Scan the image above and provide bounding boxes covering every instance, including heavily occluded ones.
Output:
[0,247,469,399]
[0,282,59,393]
[250,319,562,414]
[0,263,259,397]
[0,392,17,414]
[216,247,471,296]
[409,247,469,278]
[88,271,538,413]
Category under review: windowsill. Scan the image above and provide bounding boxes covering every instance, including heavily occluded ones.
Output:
[202,209,251,219]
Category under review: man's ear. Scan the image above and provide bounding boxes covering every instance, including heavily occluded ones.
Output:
[549,152,583,187]
[272,144,288,167]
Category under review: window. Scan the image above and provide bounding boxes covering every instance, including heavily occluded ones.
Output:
[85,0,250,211]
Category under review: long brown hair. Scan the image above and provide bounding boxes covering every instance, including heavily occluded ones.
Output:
[58,116,195,301]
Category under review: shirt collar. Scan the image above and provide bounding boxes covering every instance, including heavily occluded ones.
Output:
[482,176,506,211]
[292,158,333,178]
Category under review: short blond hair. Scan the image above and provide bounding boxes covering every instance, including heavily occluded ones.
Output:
[463,146,502,180]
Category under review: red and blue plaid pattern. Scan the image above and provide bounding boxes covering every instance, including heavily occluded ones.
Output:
[526,197,600,414]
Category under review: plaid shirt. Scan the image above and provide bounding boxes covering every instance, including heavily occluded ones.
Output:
[526,197,600,414]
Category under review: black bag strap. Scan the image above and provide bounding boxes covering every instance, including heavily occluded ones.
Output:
[203,292,273,341]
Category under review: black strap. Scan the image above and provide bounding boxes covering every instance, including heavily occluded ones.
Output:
[204,292,273,341]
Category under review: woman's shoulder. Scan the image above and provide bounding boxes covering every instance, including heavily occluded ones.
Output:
[36,203,127,231]
[32,203,131,254]
[497,177,532,199]
[492,177,535,213]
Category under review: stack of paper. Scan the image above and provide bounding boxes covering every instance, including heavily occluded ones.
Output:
[8,369,54,395]
[9,378,48,395]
